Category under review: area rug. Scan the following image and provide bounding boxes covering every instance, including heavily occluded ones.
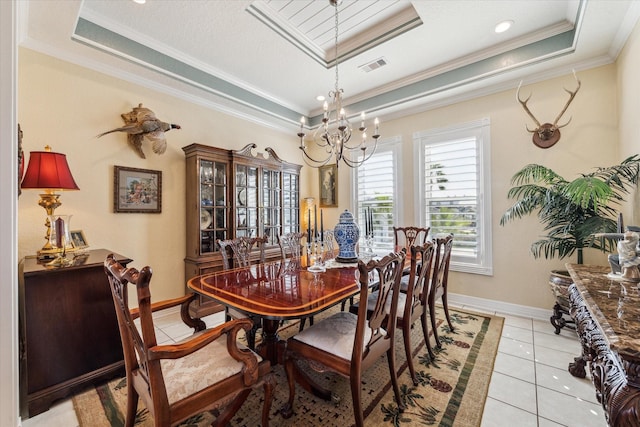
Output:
[73,305,503,427]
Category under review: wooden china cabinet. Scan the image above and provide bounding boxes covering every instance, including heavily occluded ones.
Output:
[183,143,301,317]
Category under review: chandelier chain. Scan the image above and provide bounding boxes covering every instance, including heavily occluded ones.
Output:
[296,0,380,169]
[334,5,339,94]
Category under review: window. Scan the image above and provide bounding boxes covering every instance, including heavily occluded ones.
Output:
[352,137,401,252]
[414,118,492,275]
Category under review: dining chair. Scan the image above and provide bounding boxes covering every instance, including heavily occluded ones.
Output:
[281,251,406,427]
[349,242,436,384]
[278,232,314,331]
[278,231,305,265]
[394,226,430,278]
[217,236,268,349]
[103,254,274,427]
[430,233,454,347]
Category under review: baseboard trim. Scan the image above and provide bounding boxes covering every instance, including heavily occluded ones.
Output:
[448,293,551,322]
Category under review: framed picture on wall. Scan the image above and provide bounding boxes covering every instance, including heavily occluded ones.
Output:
[114,166,162,213]
[319,164,338,207]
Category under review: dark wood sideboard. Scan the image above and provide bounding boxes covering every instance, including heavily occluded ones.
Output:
[566,263,640,426]
[18,249,132,418]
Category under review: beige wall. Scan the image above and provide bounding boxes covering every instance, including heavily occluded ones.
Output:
[18,46,633,311]
[18,48,307,302]
[341,66,620,309]
[617,16,640,225]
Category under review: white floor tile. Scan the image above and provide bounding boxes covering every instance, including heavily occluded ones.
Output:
[480,397,538,427]
[538,417,567,427]
[537,386,608,427]
[497,337,535,361]
[534,344,581,371]
[497,313,533,330]
[493,352,536,383]
[534,330,582,354]
[501,324,534,344]
[22,398,78,427]
[535,363,599,405]
[487,371,537,413]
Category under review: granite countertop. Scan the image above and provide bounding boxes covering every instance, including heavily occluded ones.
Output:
[566,263,640,362]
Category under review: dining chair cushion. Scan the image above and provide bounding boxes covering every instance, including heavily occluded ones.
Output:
[292,311,384,360]
[361,290,407,319]
[161,334,262,404]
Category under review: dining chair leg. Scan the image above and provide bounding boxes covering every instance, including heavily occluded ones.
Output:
[281,357,297,419]
[124,379,138,427]
[214,388,252,426]
[261,374,276,427]
[402,323,418,385]
[386,347,404,411]
[350,373,365,427]
[430,303,441,348]
[421,311,436,361]
[442,294,454,331]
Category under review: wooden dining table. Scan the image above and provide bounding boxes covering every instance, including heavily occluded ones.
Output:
[186,259,361,366]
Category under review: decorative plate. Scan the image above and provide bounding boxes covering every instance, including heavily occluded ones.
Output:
[200,210,212,229]
[238,189,247,206]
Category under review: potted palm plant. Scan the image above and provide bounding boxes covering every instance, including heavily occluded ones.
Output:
[500,155,640,333]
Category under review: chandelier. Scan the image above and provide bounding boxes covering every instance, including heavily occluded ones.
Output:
[297,0,380,168]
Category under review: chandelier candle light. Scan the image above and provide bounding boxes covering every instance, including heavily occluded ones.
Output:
[297,0,380,168]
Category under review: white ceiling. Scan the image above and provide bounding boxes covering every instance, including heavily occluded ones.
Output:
[19,0,640,131]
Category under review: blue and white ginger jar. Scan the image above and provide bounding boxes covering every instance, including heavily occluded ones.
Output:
[334,210,360,263]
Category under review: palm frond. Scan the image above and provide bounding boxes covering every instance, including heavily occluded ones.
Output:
[501,156,640,262]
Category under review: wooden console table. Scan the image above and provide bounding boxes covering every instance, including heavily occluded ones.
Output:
[18,249,132,418]
[566,263,640,426]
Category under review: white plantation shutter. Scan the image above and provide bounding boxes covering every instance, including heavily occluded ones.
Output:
[414,119,492,275]
[353,137,401,252]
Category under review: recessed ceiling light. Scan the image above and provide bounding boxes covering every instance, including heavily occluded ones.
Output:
[316,95,325,102]
[132,0,146,4]
[495,20,514,33]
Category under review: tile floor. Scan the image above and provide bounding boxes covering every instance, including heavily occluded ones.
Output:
[22,304,608,427]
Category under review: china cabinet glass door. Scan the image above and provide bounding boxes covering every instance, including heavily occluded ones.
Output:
[200,159,227,254]
[263,168,281,245]
[282,172,299,235]
[235,164,259,237]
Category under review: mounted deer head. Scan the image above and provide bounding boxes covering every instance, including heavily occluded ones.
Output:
[516,71,581,148]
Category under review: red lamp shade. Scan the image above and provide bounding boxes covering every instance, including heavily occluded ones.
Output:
[20,147,79,191]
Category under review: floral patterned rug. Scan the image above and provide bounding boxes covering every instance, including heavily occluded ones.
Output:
[73,305,503,427]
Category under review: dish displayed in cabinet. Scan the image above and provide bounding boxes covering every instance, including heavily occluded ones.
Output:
[200,210,212,229]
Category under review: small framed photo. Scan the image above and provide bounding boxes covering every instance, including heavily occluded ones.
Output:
[319,164,338,207]
[114,166,162,213]
[70,230,89,249]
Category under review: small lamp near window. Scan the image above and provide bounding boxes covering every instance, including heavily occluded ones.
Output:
[20,145,80,259]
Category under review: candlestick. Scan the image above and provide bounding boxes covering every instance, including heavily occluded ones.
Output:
[314,205,318,240]
[307,209,311,242]
[369,208,373,236]
[320,209,324,241]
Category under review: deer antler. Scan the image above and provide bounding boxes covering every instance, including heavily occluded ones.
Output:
[516,81,541,133]
[553,70,581,129]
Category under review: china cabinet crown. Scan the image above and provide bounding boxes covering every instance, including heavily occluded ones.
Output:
[183,143,301,317]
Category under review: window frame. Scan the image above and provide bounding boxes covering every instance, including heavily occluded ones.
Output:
[413,118,493,275]
[351,136,403,252]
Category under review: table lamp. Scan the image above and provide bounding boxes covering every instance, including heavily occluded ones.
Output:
[20,145,80,259]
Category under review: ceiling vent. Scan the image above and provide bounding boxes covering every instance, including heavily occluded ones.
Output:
[359,57,388,73]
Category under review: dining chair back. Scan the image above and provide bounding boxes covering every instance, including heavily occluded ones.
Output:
[393,226,430,252]
[348,243,436,384]
[218,236,267,269]
[104,254,274,427]
[281,250,406,427]
[217,236,268,350]
[429,233,454,347]
[278,232,305,264]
